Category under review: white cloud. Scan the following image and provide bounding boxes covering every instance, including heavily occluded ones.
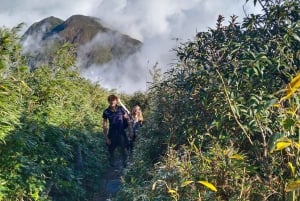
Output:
[0,0,261,93]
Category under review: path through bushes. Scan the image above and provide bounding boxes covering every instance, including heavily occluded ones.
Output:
[93,157,125,201]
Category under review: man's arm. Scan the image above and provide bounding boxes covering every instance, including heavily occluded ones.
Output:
[102,118,108,135]
[102,118,110,144]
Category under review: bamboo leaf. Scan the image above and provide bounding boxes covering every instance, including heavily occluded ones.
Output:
[288,162,295,177]
[289,72,300,89]
[272,103,281,108]
[20,80,31,90]
[230,154,244,160]
[292,33,300,42]
[276,137,292,142]
[152,181,157,190]
[285,180,300,192]
[280,72,300,102]
[197,181,217,192]
[152,180,164,190]
[294,142,300,149]
[181,180,194,187]
[268,133,285,151]
[168,189,177,194]
[274,141,292,151]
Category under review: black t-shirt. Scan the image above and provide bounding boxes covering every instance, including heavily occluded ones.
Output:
[102,106,126,130]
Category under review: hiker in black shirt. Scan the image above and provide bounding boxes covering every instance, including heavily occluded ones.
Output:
[102,94,132,167]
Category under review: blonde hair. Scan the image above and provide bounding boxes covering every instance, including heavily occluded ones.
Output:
[132,105,143,122]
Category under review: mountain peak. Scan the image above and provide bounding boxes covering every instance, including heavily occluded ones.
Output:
[23,16,63,38]
[48,15,109,44]
[22,15,142,68]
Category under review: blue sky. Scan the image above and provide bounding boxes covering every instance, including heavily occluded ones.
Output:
[0,0,261,93]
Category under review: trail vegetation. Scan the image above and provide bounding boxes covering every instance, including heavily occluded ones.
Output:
[0,0,299,200]
[117,0,300,200]
[0,25,111,200]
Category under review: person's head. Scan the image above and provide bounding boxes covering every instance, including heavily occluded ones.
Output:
[132,105,141,115]
[107,94,118,107]
[132,105,143,121]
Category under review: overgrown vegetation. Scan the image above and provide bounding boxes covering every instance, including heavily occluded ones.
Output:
[117,0,300,200]
[1,0,299,200]
[0,26,112,200]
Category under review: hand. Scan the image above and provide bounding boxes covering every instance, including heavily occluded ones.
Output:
[124,113,129,119]
[106,137,111,145]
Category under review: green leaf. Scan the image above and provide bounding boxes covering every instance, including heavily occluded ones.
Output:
[283,118,296,130]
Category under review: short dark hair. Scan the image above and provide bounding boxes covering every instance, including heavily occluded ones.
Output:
[107,94,118,102]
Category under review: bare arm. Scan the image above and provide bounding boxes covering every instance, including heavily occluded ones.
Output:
[103,118,108,135]
[103,118,110,144]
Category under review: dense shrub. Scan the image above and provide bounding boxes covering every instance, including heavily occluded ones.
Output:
[117,0,300,200]
[0,27,110,200]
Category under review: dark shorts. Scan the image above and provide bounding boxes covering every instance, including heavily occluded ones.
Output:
[107,129,128,152]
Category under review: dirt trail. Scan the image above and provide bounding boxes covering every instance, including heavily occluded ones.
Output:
[93,158,125,201]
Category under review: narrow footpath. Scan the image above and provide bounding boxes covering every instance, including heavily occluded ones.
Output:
[93,158,125,201]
